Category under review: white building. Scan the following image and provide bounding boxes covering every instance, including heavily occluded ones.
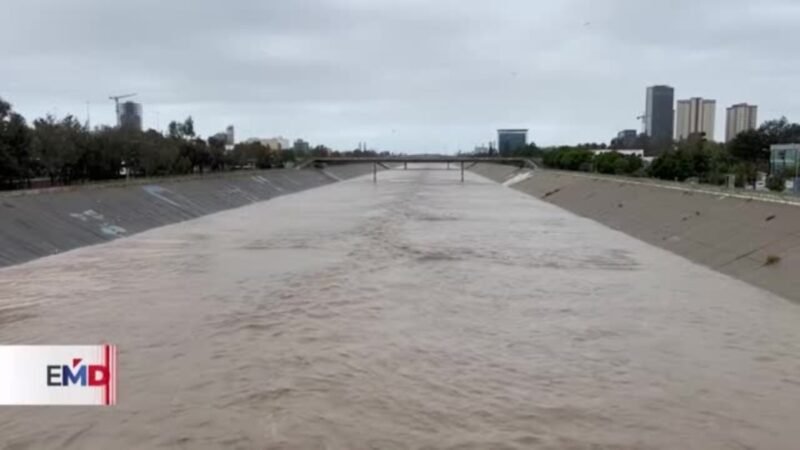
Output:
[725,104,758,142]
[675,97,716,141]
[271,136,290,150]
[590,149,645,158]
[245,137,291,151]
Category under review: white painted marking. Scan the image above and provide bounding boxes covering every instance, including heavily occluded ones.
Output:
[255,176,285,193]
[142,185,182,207]
[503,171,533,187]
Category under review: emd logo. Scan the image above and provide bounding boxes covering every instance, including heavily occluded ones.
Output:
[47,358,109,387]
[41,345,117,405]
[0,345,116,405]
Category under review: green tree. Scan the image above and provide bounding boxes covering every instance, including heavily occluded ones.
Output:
[728,117,800,167]
[728,129,769,163]
[510,142,541,158]
[593,151,644,175]
[542,148,594,171]
[649,151,689,181]
[594,152,620,174]
[168,117,206,174]
[281,149,297,165]
[168,116,196,141]
[230,142,274,169]
[766,172,786,192]
[81,126,125,180]
[0,97,33,188]
[182,117,195,138]
[31,115,88,184]
[0,95,352,190]
[648,132,733,184]
[760,117,800,144]
[192,138,211,174]
[207,135,228,171]
[139,130,179,176]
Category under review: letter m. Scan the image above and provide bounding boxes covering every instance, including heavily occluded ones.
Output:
[62,365,87,386]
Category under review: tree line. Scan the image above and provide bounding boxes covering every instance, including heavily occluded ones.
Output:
[542,148,644,175]
[538,118,800,191]
[0,96,386,190]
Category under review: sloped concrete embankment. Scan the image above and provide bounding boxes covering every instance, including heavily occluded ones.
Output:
[472,163,800,303]
[0,165,375,268]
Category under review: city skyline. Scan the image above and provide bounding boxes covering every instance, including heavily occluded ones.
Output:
[0,88,772,153]
[2,0,799,152]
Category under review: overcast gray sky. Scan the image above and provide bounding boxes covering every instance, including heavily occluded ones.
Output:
[2,0,799,152]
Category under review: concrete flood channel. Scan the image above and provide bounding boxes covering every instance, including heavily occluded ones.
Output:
[0,164,799,449]
[471,163,800,304]
[0,164,376,267]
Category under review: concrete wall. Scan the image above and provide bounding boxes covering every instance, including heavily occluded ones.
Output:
[0,165,376,268]
[472,164,800,303]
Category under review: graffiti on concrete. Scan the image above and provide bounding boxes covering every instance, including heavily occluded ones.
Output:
[225,186,261,202]
[69,209,128,237]
[251,175,285,193]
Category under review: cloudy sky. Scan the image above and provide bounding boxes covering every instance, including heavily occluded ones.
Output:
[2,0,799,152]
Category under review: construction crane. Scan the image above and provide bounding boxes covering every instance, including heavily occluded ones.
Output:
[109,93,137,127]
[636,113,648,134]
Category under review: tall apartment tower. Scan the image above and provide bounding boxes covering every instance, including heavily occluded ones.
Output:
[645,85,675,143]
[675,97,716,141]
[725,104,758,142]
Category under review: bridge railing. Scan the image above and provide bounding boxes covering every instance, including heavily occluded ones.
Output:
[296,156,537,170]
[296,157,537,183]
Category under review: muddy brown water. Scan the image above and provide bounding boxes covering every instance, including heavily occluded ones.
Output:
[1,167,799,449]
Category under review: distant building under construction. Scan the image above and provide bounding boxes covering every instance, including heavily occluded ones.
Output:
[119,101,143,131]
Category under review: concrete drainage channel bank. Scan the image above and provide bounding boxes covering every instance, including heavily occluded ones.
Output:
[472,163,800,304]
[0,164,377,268]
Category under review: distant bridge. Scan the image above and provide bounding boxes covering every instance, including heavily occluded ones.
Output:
[297,156,537,183]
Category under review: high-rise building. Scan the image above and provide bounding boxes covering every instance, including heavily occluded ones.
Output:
[675,97,716,141]
[645,85,675,143]
[615,129,638,148]
[293,139,310,154]
[725,104,758,142]
[497,129,527,155]
[119,101,142,131]
[225,125,235,146]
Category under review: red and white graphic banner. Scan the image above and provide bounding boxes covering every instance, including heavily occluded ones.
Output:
[0,345,117,405]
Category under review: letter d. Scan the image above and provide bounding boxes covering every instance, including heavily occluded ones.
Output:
[88,365,109,387]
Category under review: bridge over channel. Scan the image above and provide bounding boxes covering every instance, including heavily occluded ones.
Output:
[297,157,538,182]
